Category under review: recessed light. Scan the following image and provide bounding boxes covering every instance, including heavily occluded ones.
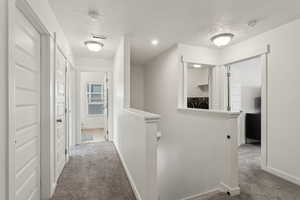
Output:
[193,64,202,68]
[84,40,104,52]
[151,39,159,46]
[211,33,234,47]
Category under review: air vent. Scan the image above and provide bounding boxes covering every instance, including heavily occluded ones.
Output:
[92,34,107,40]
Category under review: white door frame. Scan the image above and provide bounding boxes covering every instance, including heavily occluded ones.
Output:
[223,49,270,170]
[76,69,113,144]
[8,0,52,199]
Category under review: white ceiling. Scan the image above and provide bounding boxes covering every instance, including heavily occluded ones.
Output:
[49,0,300,65]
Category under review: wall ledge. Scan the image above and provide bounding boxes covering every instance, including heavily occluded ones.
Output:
[125,108,160,123]
[177,107,241,118]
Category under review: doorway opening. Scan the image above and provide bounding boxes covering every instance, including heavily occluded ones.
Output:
[80,71,109,143]
[227,56,265,191]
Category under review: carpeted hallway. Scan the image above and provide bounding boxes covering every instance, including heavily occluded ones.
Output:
[51,142,136,200]
[203,144,300,200]
[51,143,300,200]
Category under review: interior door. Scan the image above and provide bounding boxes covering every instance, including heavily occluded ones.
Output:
[14,8,41,200]
[55,48,66,181]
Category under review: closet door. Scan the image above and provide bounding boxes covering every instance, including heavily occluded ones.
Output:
[55,48,67,181]
[14,8,41,200]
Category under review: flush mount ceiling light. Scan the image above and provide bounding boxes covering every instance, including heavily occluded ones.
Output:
[211,33,234,47]
[193,64,202,68]
[84,40,104,52]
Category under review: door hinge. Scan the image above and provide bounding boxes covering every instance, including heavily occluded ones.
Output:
[65,149,68,155]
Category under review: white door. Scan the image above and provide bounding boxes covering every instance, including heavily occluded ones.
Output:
[14,8,41,200]
[55,49,66,181]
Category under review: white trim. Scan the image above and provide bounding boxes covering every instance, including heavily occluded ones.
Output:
[177,108,240,118]
[40,34,53,199]
[219,182,240,196]
[8,0,16,199]
[114,143,142,200]
[260,54,268,169]
[179,188,221,200]
[264,167,300,186]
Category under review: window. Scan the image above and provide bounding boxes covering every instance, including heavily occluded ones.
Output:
[87,83,105,115]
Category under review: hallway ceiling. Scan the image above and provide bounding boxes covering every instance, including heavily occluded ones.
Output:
[49,0,300,65]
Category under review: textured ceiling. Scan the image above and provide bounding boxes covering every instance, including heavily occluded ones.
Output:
[49,0,300,65]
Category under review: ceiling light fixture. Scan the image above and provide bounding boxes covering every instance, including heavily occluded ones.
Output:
[211,33,234,47]
[151,39,159,46]
[193,64,202,68]
[84,40,104,52]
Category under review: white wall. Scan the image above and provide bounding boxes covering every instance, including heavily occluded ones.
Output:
[0,0,8,199]
[221,18,300,185]
[144,46,239,200]
[75,57,113,72]
[130,65,145,110]
[113,37,160,200]
[80,72,106,129]
[187,67,209,97]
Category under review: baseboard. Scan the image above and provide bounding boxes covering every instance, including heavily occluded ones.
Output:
[180,188,221,200]
[114,143,142,200]
[219,182,240,196]
[263,166,300,186]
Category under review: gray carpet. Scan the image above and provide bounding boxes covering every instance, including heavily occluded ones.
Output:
[203,144,300,200]
[52,143,300,200]
[51,142,136,200]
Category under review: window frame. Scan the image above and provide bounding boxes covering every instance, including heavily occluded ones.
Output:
[86,82,105,116]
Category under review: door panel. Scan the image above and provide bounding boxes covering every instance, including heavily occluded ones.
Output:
[14,8,41,200]
[55,49,66,180]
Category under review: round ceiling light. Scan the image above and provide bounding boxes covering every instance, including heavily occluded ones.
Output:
[193,64,202,68]
[84,40,104,52]
[151,39,159,46]
[211,33,234,47]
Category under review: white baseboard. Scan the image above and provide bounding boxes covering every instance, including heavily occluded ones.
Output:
[263,166,300,186]
[114,143,142,200]
[219,182,240,196]
[180,188,221,200]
